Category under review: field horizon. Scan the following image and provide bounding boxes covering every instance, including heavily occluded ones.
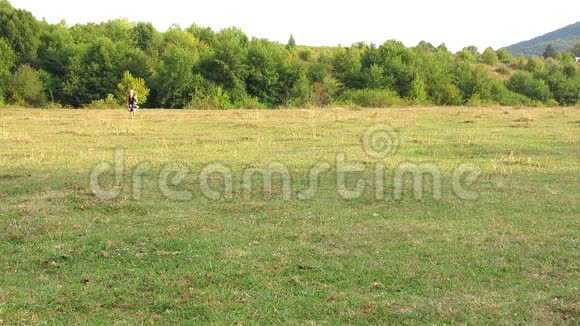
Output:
[0,107,578,324]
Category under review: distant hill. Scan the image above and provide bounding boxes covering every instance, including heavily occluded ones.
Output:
[505,21,580,56]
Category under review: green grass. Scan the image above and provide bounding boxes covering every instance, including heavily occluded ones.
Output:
[0,107,578,324]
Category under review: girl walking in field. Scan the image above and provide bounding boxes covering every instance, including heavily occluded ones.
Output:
[127,88,138,119]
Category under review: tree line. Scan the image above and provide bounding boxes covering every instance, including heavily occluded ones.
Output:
[0,0,579,109]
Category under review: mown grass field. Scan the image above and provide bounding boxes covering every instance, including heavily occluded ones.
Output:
[0,107,578,324]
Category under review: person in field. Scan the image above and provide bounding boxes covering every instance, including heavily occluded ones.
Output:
[127,88,138,119]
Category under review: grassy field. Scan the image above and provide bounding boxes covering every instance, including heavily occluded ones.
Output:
[0,107,578,324]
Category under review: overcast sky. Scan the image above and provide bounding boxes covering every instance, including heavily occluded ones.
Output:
[9,0,580,51]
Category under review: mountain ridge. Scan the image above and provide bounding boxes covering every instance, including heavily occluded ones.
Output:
[505,21,579,56]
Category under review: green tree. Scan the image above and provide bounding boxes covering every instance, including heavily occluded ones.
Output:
[542,44,557,59]
[161,26,202,53]
[298,49,312,61]
[245,39,284,106]
[425,48,456,105]
[456,48,476,63]
[437,43,449,53]
[287,34,296,51]
[62,37,149,107]
[496,48,514,64]
[364,64,384,89]
[547,72,580,105]
[372,40,414,97]
[36,20,75,104]
[188,24,216,46]
[572,42,580,57]
[0,37,15,94]
[441,83,463,105]
[333,47,364,89]
[8,64,47,106]
[199,27,249,100]
[507,71,551,102]
[115,71,150,106]
[409,74,428,103]
[153,46,200,108]
[544,62,580,105]
[132,22,157,52]
[525,57,544,73]
[99,19,132,44]
[279,60,311,106]
[0,1,41,63]
[307,62,329,84]
[466,46,479,56]
[416,41,436,52]
[481,47,498,66]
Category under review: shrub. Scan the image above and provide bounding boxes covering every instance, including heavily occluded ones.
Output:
[468,93,494,107]
[441,84,463,105]
[115,71,150,107]
[337,89,405,107]
[0,38,15,95]
[507,71,551,103]
[83,94,119,109]
[495,66,511,76]
[8,64,47,107]
[44,102,67,109]
[496,49,514,64]
[456,48,476,63]
[512,56,527,70]
[311,79,339,107]
[409,75,429,104]
[525,57,544,73]
[298,49,312,61]
[187,85,232,110]
[234,96,268,110]
[481,47,499,66]
[550,76,580,105]
[496,90,532,106]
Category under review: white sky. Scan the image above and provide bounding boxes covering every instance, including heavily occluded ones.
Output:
[9,0,580,52]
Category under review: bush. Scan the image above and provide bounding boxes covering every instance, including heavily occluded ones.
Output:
[507,71,551,103]
[496,49,514,64]
[83,94,119,109]
[187,85,232,110]
[298,49,313,61]
[481,47,498,66]
[8,64,47,107]
[0,37,15,95]
[311,78,339,107]
[234,96,268,110]
[495,66,511,76]
[468,93,494,107]
[115,71,150,107]
[337,89,405,107]
[496,90,532,106]
[43,102,68,109]
[408,75,429,104]
[456,48,476,63]
[441,84,463,105]
[525,57,544,73]
[550,76,580,105]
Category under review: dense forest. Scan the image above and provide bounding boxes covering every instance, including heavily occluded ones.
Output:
[0,0,579,109]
